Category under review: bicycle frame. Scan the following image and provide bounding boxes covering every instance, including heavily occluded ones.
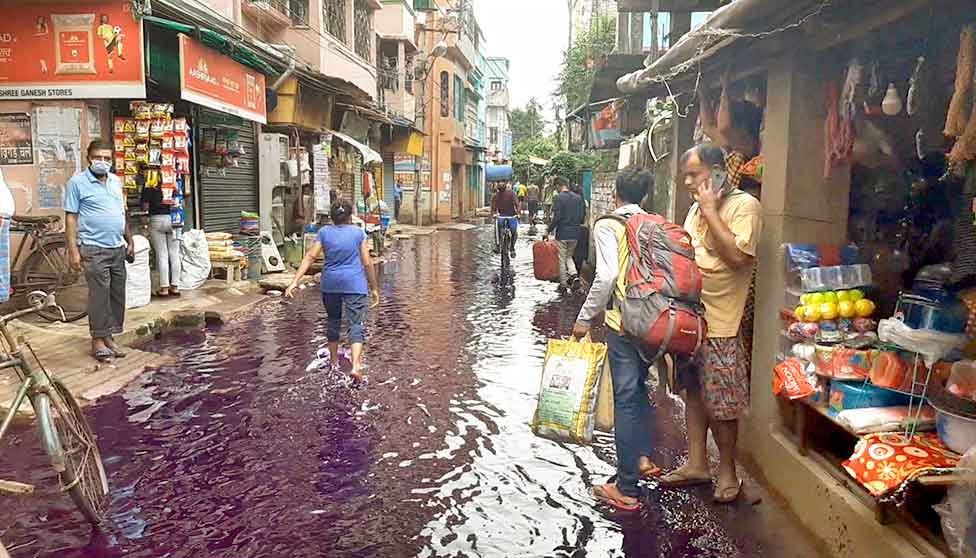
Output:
[0,304,64,471]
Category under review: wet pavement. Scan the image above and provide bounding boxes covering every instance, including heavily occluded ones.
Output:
[0,225,823,558]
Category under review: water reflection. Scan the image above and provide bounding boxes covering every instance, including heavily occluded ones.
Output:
[0,226,806,558]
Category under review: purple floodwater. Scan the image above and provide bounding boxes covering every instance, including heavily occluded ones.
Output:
[0,226,819,558]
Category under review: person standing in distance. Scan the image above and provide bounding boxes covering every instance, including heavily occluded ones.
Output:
[66,141,135,362]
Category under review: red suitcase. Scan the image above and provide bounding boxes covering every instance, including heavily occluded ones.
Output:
[533,240,560,282]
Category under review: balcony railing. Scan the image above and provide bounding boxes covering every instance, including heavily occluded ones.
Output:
[323,0,347,43]
[243,0,293,28]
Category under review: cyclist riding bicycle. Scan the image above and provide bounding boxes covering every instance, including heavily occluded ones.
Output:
[491,182,519,258]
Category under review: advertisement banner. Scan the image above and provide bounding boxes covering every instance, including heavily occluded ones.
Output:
[179,35,267,124]
[0,1,146,100]
[0,113,33,165]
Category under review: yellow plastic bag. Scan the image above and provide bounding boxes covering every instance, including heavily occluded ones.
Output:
[594,357,614,433]
[532,337,608,444]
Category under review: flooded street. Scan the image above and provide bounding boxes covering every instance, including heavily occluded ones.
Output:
[0,226,820,558]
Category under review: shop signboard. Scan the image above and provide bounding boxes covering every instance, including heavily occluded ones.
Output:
[0,113,33,165]
[178,35,267,125]
[0,1,146,99]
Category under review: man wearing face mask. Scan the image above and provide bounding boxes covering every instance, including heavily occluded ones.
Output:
[659,143,761,505]
[65,140,134,362]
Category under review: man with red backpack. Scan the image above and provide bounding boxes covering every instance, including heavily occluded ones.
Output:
[572,166,706,511]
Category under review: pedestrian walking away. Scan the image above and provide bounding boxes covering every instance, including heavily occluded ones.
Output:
[548,176,585,292]
[526,182,541,222]
[572,167,661,512]
[65,140,135,363]
[661,143,762,504]
[286,199,380,383]
[141,182,181,298]
[394,179,404,222]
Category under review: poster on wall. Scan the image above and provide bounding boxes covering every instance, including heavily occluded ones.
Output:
[179,35,267,124]
[0,2,146,99]
[0,113,33,165]
[33,106,81,210]
[312,136,331,215]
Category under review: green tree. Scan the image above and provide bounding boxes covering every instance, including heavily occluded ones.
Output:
[557,14,616,113]
[512,136,558,183]
[510,98,546,148]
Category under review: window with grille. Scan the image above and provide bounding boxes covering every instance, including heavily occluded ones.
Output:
[490,127,498,145]
[289,0,309,25]
[323,0,346,43]
[491,81,502,91]
[404,57,414,95]
[354,0,373,62]
[454,76,463,121]
[440,72,449,117]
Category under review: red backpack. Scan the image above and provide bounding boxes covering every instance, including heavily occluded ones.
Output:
[599,211,706,360]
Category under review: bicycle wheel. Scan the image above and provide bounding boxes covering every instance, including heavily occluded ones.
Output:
[500,231,511,271]
[35,379,109,525]
[19,241,89,322]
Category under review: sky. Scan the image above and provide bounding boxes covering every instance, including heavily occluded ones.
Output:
[474,0,569,123]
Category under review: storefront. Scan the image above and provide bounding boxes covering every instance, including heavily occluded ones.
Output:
[617,1,976,556]
[0,0,145,220]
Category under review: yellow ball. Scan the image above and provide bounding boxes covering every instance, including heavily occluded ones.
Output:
[795,306,807,321]
[838,300,856,319]
[854,299,876,318]
[849,289,865,302]
[805,305,823,322]
[821,302,839,321]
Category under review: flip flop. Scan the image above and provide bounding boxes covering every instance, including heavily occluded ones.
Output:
[591,485,642,512]
[105,340,127,358]
[659,468,712,488]
[640,463,663,479]
[92,348,114,363]
[714,479,744,504]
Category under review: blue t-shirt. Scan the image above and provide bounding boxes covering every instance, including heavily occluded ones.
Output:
[318,225,368,294]
[64,170,127,248]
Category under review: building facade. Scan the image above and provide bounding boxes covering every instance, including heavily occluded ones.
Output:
[484,57,513,164]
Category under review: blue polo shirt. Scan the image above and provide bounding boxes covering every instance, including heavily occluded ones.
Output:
[64,170,127,249]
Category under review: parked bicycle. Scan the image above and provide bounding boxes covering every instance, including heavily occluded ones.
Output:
[10,215,88,322]
[0,291,108,525]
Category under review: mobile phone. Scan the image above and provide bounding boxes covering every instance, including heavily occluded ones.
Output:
[709,166,728,195]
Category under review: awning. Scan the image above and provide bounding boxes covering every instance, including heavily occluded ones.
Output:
[616,0,824,96]
[144,15,278,76]
[528,156,550,166]
[329,130,383,165]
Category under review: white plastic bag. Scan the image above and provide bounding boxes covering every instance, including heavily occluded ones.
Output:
[877,318,967,367]
[532,337,608,444]
[936,446,976,558]
[125,235,151,309]
[179,229,212,291]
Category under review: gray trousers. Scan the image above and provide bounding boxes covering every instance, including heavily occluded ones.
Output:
[149,215,182,289]
[558,240,578,287]
[81,245,126,338]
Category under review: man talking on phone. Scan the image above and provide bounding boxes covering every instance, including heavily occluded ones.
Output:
[659,143,761,505]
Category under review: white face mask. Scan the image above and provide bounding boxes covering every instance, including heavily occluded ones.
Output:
[90,160,112,176]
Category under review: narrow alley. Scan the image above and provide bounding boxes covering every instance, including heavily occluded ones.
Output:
[0,227,821,558]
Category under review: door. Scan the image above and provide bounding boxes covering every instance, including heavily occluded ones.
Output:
[451,163,462,219]
[197,108,259,234]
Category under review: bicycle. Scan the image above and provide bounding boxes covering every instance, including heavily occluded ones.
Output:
[9,215,88,322]
[495,216,517,273]
[0,291,108,525]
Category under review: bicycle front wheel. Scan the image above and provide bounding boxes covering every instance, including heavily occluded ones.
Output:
[35,380,109,525]
[19,241,89,322]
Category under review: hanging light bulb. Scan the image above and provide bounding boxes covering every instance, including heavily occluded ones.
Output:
[882,82,903,116]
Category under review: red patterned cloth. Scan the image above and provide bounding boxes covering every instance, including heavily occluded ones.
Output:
[843,433,960,497]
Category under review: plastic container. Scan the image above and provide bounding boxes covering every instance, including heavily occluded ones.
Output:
[801,266,844,292]
[829,380,911,414]
[936,409,976,454]
[841,264,872,289]
[380,215,391,231]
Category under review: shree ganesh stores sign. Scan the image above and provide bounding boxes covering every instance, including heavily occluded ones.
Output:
[0,1,146,99]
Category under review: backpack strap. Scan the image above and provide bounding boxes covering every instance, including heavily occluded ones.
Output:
[595,213,629,312]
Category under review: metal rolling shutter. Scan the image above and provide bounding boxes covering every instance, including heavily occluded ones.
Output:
[198,109,259,234]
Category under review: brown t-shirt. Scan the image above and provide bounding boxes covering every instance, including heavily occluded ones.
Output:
[492,189,518,216]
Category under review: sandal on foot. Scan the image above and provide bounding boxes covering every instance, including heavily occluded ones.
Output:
[92,348,115,362]
[640,462,663,479]
[659,468,712,488]
[714,479,743,504]
[592,484,642,512]
[105,340,127,358]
